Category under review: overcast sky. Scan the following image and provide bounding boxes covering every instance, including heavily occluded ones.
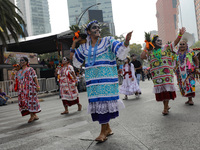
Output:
[48,0,158,44]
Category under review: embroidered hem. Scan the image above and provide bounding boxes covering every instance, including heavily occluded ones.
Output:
[87,99,125,114]
[153,84,176,93]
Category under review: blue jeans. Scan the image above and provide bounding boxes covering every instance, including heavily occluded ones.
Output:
[0,97,8,105]
[136,74,141,85]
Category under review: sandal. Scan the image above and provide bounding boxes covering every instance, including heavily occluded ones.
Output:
[162,110,169,116]
[95,136,108,143]
[185,101,189,104]
[34,116,39,120]
[28,117,35,123]
[189,101,194,105]
[106,132,114,137]
[61,111,69,115]
[123,97,128,100]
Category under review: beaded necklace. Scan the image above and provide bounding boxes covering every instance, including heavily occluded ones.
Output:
[87,38,99,66]
[153,48,162,62]
[178,51,186,65]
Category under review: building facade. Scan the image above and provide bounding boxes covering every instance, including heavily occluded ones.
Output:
[177,0,198,42]
[67,0,115,35]
[16,0,51,36]
[156,0,177,44]
[194,0,200,40]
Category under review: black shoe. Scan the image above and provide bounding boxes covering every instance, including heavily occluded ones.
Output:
[3,103,7,106]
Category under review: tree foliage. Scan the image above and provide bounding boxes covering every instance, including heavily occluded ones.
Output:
[114,35,125,42]
[129,43,142,56]
[0,0,26,47]
[190,41,200,49]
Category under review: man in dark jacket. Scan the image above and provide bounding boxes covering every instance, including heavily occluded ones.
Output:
[131,54,142,85]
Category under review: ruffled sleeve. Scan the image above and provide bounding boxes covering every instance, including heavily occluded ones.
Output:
[72,46,85,68]
[109,37,130,60]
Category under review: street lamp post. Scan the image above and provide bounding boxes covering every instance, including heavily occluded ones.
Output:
[76,3,101,26]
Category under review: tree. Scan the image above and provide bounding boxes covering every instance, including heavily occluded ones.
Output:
[129,43,142,56]
[0,0,26,64]
[0,0,26,46]
[190,41,200,49]
[114,34,125,42]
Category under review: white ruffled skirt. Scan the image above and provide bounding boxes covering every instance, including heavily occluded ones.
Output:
[119,76,141,95]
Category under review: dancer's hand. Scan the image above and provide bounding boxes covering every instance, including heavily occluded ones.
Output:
[73,37,82,44]
[71,37,82,50]
[179,27,186,35]
[132,78,134,81]
[125,31,133,42]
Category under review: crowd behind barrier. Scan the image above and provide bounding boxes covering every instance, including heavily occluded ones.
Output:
[0,77,58,98]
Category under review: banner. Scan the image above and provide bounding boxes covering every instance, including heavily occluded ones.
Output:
[4,52,38,64]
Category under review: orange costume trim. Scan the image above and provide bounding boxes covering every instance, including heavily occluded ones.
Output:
[73,30,80,41]
[144,40,155,49]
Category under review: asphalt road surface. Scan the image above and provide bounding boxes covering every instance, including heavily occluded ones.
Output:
[0,79,200,150]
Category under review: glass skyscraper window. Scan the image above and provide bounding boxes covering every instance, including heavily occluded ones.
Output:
[16,0,51,36]
[67,0,115,35]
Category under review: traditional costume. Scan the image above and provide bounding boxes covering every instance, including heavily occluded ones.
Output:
[59,65,79,107]
[119,63,141,96]
[72,34,129,124]
[174,50,196,97]
[147,43,176,101]
[16,67,41,116]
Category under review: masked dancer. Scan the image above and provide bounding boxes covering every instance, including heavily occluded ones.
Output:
[174,40,199,105]
[11,57,41,123]
[59,57,82,114]
[141,27,186,115]
[119,56,141,100]
[70,20,132,142]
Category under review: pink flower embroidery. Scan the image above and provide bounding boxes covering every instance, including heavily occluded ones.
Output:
[163,68,170,74]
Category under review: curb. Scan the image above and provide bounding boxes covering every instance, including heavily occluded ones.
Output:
[7,92,59,104]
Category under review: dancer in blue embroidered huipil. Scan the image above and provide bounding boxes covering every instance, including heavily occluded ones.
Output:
[70,20,132,142]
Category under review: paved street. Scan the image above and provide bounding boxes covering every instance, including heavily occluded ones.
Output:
[0,79,200,150]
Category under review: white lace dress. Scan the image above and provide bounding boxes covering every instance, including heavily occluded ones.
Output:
[119,63,141,95]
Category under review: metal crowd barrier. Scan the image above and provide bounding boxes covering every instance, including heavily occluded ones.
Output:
[38,78,47,94]
[0,80,18,97]
[0,77,58,98]
[46,77,58,92]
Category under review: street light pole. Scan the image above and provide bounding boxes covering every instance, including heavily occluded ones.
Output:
[76,3,101,26]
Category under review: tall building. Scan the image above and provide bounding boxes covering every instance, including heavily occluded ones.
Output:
[16,0,51,36]
[177,0,198,42]
[194,0,200,40]
[67,0,115,35]
[156,0,177,44]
